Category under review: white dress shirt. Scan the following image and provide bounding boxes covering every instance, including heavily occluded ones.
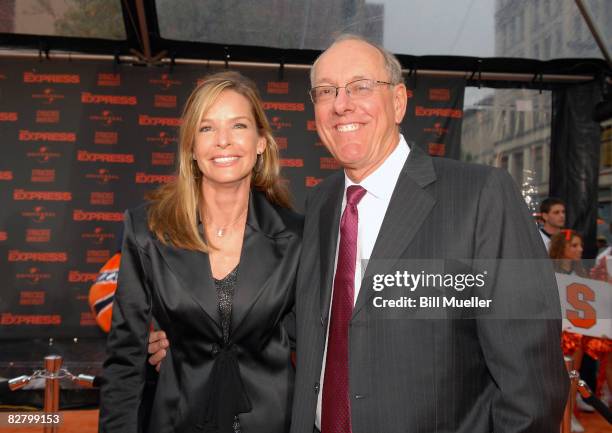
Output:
[315,135,410,429]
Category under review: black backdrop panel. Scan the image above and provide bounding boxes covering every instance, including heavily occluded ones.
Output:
[0,61,464,338]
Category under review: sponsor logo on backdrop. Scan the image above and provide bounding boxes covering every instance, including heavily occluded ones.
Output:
[32,88,65,104]
[20,291,45,305]
[81,92,137,105]
[19,129,76,142]
[26,228,51,242]
[154,94,177,108]
[73,210,123,221]
[21,206,56,223]
[27,146,61,163]
[146,131,178,148]
[276,137,288,149]
[0,170,13,180]
[94,131,118,145]
[97,73,120,87]
[13,189,71,201]
[23,72,80,84]
[36,110,60,123]
[0,112,18,122]
[0,231,7,241]
[151,152,175,166]
[305,176,323,187]
[85,168,120,184]
[16,267,51,284]
[424,122,449,138]
[280,158,304,168]
[87,249,110,264]
[135,172,176,184]
[80,312,97,326]
[149,74,181,89]
[30,169,55,183]
[320,157,341,170]
[77,150,134,163]
[68,270,98,283]
[0,313,61,325]
[263,101,304,111]
[267,82,289,94]
[307,120,317,131]
[82,227,115,244]
[428,143,446,156]
[89,110,123,126]
[139,115,181,127]
[90,191,114,205]
[415,106,463,118]
[8,250,67,262]
[270,116,291,130]
[428,88,451,101]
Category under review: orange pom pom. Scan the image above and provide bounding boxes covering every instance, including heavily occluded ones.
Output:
[88,252,121,333]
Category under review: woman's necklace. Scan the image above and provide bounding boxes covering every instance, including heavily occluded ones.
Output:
[204,207,248,238]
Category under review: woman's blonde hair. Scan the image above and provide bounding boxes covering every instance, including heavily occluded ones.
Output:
[147,70,291,252]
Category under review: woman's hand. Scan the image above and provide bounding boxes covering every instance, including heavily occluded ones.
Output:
[148,330,169,372]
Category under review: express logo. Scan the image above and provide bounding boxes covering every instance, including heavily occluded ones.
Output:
[32,88,65,104]
[262,102,304,111]
[424,122,449,138]
[270,116,292,130]
[320,157,341,170]
[0,170,13,180]
[139,115,182,127]
[85,168,120,185]
[0,231,7,241]
[82,227,115,245]
[149,73,182,89]
[19,130,76,142]
[89,110,123,126]
[21,206,56,223]
[27,146,61,164]
[146,131,178,148]
[23,72,80,84]
[280,159,304,168]
[0,314,61,325]
[305,176,323,187]
[81,92,137,105]
[16,267,51,284]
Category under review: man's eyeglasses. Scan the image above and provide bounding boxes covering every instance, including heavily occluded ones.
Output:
[309,79,392,104]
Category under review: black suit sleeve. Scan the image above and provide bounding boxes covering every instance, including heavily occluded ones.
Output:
[474,168,569,433]
[99,210,152,433]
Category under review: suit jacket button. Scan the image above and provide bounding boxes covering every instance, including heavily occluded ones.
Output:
[212,343,220,356]
[314,383,320,394]
[354,394,364,399]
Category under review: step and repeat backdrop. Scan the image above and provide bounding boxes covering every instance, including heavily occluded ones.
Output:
[0,60,464,339]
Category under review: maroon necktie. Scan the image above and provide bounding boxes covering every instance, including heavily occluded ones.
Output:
[322,185,367,433]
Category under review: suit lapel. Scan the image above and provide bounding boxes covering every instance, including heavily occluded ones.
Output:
[318,174,344,322]
[153,240,221,326]
[352,145,437,319]
[231,190,290,336]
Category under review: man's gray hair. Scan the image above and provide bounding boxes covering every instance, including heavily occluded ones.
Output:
[310,34,403,86]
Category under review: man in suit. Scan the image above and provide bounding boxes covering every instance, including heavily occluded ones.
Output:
[289,34,569,433]
[148,34,569,432]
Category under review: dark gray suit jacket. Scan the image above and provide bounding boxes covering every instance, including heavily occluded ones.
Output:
[291,145,568,433]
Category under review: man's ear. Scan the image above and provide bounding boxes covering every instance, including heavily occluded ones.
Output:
[393,83,408,124]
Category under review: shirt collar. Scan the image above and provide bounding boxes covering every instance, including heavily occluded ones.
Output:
[344,134,410,200]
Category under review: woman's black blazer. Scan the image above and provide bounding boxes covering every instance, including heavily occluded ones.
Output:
[99,190,303,433]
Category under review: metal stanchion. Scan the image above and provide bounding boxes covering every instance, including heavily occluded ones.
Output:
[4,354,101,432]
[43,355,62,433]
[561,356,573,433]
